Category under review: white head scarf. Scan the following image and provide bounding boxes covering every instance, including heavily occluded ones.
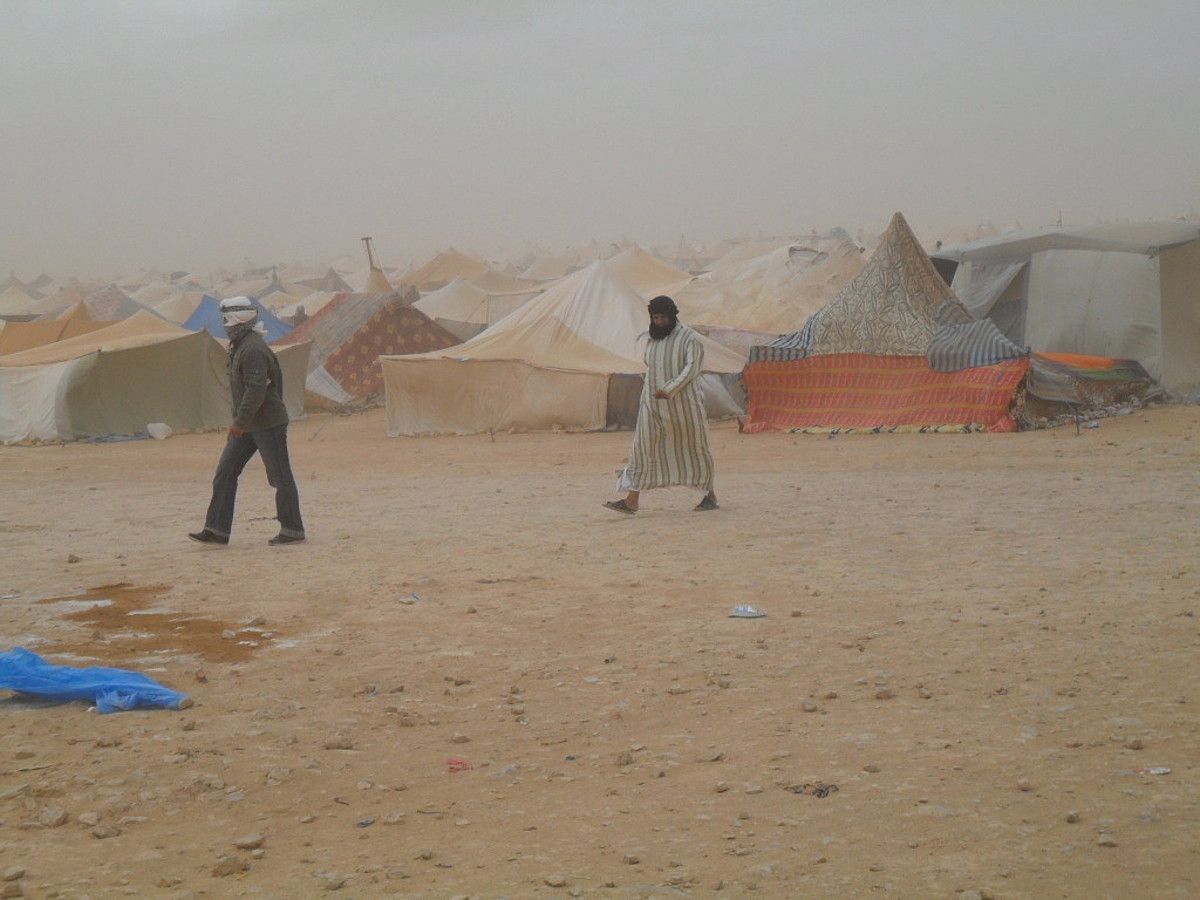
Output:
[219,297,266,334]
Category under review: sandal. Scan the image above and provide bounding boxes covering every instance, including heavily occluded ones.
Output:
[694,495,719,511]
[603,499,637,515]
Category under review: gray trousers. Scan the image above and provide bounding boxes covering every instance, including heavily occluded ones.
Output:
[204,424,304,539]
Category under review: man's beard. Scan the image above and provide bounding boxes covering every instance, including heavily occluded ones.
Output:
[648,318,677,340]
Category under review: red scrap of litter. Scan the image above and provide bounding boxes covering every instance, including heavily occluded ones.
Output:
[446,757,472,773]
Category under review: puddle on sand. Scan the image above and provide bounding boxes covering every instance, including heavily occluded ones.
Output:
[36,582,275,665]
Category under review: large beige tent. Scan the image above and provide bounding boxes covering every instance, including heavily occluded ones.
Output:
[934,221,1200,396]
[0,312,308,443]
[605,245,694,299]
[414,278,541,341]
[405,249,488,291]
[381,261,745,435]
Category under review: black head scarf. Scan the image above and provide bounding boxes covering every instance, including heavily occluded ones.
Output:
[648,295,678,340]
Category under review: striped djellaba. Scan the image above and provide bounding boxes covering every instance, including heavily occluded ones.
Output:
[619,323,715,494]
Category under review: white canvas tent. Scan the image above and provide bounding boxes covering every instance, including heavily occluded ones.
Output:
[414,278,540,341]
[0,312,308,443]
[934,221,1200,394]
[381,261,746,435]
[604,245,693,299]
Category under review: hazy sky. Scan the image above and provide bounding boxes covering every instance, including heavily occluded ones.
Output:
[3,1,1198,278]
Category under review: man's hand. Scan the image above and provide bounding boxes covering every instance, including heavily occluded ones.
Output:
[653,389,669,400]
[228,425,246,439]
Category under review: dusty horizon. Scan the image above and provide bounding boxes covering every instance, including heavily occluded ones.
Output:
[3,1,1198,280]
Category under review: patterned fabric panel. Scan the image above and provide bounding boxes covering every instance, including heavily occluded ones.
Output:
[742,354,1028,433]
[927,317,1028,372]
[322,306,459,400]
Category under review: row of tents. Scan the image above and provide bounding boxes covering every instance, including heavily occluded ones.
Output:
[1,215,1197,443]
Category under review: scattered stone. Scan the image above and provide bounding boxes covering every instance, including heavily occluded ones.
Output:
[1,869,23,883]
[874,687,895,700]
[615,750,634,767]
[918,688,933,700]
[77,811,99,827]
[39,806,68,828]
[323,736,354,750]
[233,833,264,850]
[667,684,689,695]
[622,853,640,865]
[802,701,818,713]
[714,781,730,793]
[251,849,265,860]
[1016,779,1034,792]
[544,874,568,887]
[823,690,838,700]
[300,814,316,824]
[450,734,471,744]
[863,764,881,773]
[1065,811,1081,823]
[697,750,725,763]
[315,872,346,890]
[791,610,803,617]
[381,810,406,824]
[744,783,764,795]
[66,554,80,564]
[1124,737,1144,751]
[91,825,121,839]
[210,855,248,877]
[1097,833,1118,848]
[0,884,21,899]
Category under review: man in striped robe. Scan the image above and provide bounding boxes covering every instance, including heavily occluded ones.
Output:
[605,296,718,514]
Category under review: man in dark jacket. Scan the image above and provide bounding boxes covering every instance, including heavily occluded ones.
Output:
[189,297,305,546]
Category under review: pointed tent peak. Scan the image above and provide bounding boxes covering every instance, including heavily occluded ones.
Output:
[606,245,694,299]
[365,266,394,294]
[792,212,958,357]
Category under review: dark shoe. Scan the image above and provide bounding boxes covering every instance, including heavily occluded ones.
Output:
[188,529,228,545]
[268,533,305,545]
[603,499,637,515]
[694,495,719,511]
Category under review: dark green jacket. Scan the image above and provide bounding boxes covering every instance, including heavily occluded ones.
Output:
[229,330,289,431]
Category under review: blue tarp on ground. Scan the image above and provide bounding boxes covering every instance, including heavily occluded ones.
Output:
[0,647,190,713]
[184,295,292,342]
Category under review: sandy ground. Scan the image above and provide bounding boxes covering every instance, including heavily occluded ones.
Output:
[1,407,1198,899]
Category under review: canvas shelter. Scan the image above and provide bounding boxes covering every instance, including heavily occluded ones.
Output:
[296,267,354,293]
[0,302,107,356]
[0,311,309,443]
[676,239,864,333]
[153,291,207,324]
[605,245,694,299]
[414,278,540,341]
[468,268,539,294]
[184,295,293,342]
[743,213,1029,433]
[80,284,152,321]
[381,261,746,435]
[275,292,458,404]
[933,221,1200,396]
[405,248,488,291]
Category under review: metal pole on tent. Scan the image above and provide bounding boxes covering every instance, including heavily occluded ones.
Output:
[361,237,378,271]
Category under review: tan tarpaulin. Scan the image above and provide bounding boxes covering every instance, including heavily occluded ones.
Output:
[382,261,744,435]
[414,279,540,335]
[0,302,107,355]
[468,268,538,294]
